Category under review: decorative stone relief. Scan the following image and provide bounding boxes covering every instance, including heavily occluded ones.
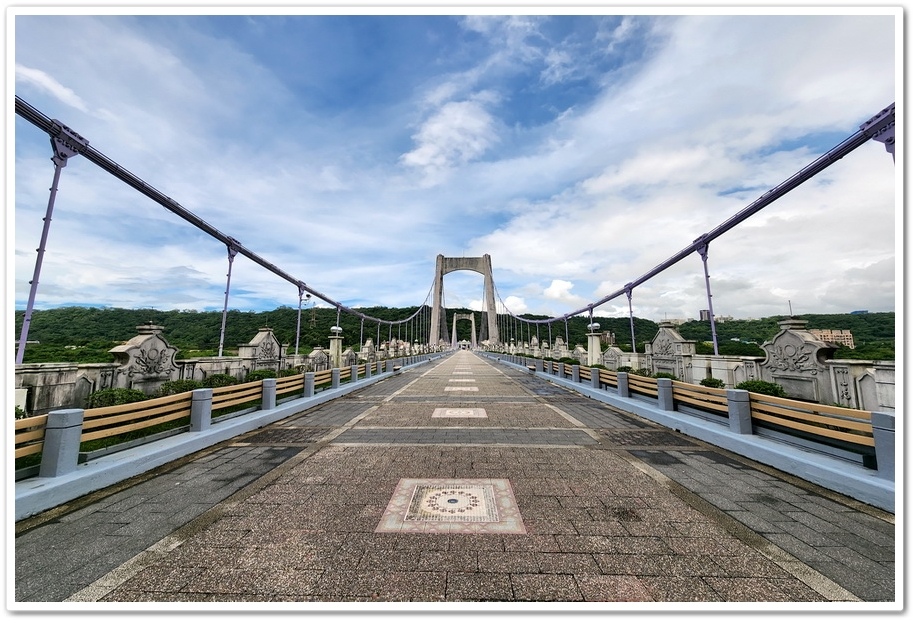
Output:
[832,365,854,406]
[109,324,177,380]
[760,318,836,402]
[238,327,284,368]
[308,347,330,371]
[360,339,377,363]
[761,319,834,376]
[646,322,695,379]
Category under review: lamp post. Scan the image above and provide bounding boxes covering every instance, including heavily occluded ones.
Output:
[329,324,343,369]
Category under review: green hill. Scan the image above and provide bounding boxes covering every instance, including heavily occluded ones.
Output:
[13,307,894,364]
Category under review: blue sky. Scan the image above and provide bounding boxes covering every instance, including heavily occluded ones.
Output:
[9,6,900,325]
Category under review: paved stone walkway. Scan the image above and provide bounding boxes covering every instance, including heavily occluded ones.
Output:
[13,351,896,608]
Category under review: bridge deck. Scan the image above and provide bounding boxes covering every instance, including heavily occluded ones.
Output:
[14,351,896,607]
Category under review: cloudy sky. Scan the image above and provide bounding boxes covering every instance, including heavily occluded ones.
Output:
[10,5,900,326]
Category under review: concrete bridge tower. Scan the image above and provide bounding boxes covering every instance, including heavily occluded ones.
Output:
[428,254,499,347]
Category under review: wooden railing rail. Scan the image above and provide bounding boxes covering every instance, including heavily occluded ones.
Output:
[749,393,874,448]
[14,414,49,459]
[212,379,263,412]
[81,392,194,442]
[671,380,729,415]
[626,373,658,398]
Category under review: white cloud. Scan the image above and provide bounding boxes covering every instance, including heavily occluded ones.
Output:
[11,13,898,327]
[400,93,501,183]
[15,64,88,112]
[543,280,587,306]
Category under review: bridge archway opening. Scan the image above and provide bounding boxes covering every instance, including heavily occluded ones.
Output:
[429,254,500,347]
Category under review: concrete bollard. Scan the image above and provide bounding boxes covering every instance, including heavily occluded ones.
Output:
[591,368,601,389]
[871,412,895,481]
[571,365,580,384]
[386,360,394,373]
[350,365,359,384]
[657,378,674,411]
[726,389,753,434]
[190,388,214,432]
[39,409,84,478]
[304,372,315,397]
[617,372,630,398]
[365,362,372,379]
[331,368,341,389]
[261,378,277,411]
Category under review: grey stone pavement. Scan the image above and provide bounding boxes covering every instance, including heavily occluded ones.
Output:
[12,351,898,610]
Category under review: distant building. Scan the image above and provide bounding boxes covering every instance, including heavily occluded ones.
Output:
[850,310,869,315]
[697,311,731,322]
[809,328,855,349]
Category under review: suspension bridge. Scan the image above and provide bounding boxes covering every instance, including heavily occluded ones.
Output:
[14,96,895,365]
[12,97,897,607]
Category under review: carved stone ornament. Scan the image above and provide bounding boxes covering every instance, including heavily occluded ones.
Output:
[258,339,277,361]
[239,327,282,362]
[654,335,674,356]
[761,319,833,376]
[648,322,692,358]
[109,324,178,379]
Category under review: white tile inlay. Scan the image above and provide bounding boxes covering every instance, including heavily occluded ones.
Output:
[447,378,476,383]
[444,386,478,392]
[432,408,487,418]
[376,478,526,534]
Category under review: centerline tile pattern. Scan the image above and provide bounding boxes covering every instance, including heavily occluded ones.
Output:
[14,350,896,606]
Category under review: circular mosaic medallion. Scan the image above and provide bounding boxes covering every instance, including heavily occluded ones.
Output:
[423,489,481,515]
[404,483,499,522]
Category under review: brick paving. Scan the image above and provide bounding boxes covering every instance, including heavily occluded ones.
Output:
[13,351,897,609]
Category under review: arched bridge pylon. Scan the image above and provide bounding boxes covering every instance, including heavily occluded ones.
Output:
[429,254,499,347]
[451,313,477,349]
